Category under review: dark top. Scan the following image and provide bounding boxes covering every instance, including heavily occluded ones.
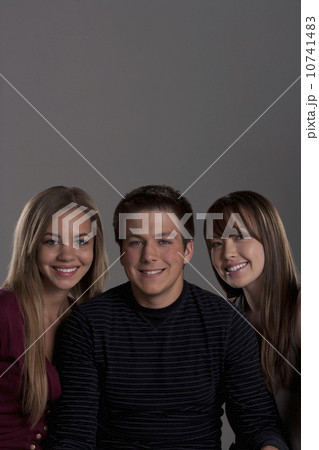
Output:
[0,288,61,450]
[233,294,301,450]
[46,281,288,450]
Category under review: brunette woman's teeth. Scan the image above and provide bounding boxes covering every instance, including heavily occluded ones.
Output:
[226,262,247,272]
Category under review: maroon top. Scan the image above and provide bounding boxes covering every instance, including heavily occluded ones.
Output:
[0,288,61,449]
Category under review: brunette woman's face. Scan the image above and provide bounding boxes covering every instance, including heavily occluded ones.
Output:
[209,234,265,292]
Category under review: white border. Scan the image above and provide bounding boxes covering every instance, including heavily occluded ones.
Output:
[301,0,319,448]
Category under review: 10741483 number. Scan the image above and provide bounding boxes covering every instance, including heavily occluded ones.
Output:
[306,17,316,77]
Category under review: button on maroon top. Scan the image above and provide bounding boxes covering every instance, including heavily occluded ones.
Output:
[0,289,61,449]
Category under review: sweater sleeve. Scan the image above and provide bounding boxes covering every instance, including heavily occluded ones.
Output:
[224,309,289,450]
[44,309,99,450]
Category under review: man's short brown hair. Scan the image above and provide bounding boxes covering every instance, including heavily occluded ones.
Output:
[113,185,194,249]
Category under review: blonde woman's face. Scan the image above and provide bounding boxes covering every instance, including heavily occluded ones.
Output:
[36,214,94,295]
[209,234,265,292]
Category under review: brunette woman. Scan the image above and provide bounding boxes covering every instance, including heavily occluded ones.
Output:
[0,186,108,449]
[204,191,300,450]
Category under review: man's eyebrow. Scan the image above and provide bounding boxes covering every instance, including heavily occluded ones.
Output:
[125,231,176,240]
[154,231,176,240]
[126,232,144,239]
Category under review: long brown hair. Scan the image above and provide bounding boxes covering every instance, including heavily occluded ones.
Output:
[204,190,300,390]
[3,186,108,426]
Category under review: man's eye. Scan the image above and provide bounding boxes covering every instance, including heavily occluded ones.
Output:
[129,240,142,246]
[159,240,170,245]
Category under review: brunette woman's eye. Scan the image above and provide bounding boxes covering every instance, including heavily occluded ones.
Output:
[211,241,222,249]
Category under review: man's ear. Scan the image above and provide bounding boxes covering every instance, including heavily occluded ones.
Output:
[183,240,194,264]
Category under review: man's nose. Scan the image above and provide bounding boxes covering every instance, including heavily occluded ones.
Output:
[141,241,159,262]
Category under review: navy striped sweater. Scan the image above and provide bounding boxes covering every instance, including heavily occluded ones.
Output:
[45,281,288,450]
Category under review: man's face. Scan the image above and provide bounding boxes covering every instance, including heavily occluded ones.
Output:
[120,210,193,308]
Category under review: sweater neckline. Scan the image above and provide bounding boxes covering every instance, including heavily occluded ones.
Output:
[124,281,188,329]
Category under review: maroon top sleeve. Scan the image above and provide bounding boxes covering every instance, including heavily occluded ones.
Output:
[0,288,61,450]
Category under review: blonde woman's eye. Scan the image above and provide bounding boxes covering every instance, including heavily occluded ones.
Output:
[75,238,88,246]
[44,239,59,246]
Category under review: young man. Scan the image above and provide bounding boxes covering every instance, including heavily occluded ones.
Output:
[46,185,288,450]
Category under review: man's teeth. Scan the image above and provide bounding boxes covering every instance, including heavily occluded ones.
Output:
[227,263,247,272]
[56,267,77,273]
[143,270,163,274]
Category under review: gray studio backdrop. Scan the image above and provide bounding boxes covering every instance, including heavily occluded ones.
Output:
[0,1,300,448]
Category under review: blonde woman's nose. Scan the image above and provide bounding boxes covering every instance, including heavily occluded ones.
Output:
[57,243,76,261]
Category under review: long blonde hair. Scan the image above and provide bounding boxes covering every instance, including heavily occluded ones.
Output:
[3,186,108,426]
[204,191,300,390]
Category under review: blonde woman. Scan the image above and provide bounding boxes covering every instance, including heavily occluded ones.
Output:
[0,186,108,449]
[204,191,300,450]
